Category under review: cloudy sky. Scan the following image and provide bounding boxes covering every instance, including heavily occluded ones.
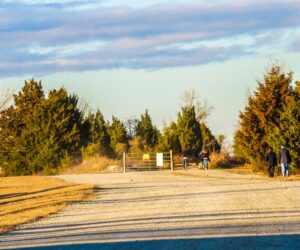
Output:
[1,0,300,143]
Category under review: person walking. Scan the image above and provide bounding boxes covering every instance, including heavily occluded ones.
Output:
[266,147,277,177]
[278,145,291,177]
[182,148,189,170]
[199,146,210,170]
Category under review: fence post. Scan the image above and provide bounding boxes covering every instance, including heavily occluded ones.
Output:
[123,152,127,173]
[170,150,174,171]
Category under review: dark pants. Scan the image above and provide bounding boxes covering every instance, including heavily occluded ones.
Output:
[183,157,188,170]
[268,165,275,177]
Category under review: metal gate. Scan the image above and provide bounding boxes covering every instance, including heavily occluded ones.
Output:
[123,150,173,172]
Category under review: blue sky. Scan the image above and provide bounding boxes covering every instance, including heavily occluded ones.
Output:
[1,0,300,144]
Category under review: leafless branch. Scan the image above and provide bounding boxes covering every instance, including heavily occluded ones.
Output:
[181,89,214,122]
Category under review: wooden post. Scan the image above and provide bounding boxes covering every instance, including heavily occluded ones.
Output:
[123,153,126,173]
[170,150,174,171]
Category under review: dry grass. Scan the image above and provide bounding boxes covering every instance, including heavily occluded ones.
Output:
[225,163,256,174]
[227,163,300,180]
[209,152,231,169]
[174,152,238,169]
[0,176,94,233]
[62,156,122,174]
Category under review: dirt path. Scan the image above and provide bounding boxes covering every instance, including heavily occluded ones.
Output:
[1,169,300,249]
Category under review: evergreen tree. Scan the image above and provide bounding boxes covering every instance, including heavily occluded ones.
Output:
[19,88,83,174]
[14,79,45,136]
[0,82,85,175]
[0,79,45,175]
[268,81,300,171]
[218,135,225,149]
[177,106,202,155]
[200,123,221,152]
[14,79,44,112]
[156,122,181,153]
[108,116,128,150]
[88,109,111,155]
[233,66,293,169]
[136,110,159,149]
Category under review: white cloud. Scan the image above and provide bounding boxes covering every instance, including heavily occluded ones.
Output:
[0,0,299,76]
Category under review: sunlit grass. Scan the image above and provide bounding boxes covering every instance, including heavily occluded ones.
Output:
[62,156,122,174]
[227,163,300,180]
[0,176,94,233]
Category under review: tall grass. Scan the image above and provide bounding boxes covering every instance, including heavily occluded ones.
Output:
[209,152,244,169]
[62,156,122,174]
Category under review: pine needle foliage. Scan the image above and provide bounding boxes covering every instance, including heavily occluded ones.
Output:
[0,80,84,175]
[177,106,203,155]
[267,81,300,171]
[135,110,159,149]
[234,65,296,170]
[200,123,221,152]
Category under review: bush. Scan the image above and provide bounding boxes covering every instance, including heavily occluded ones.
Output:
[209,152,244,169]
[81,144,102,158]
[128,137,145,154]
[114,143,128,157]
[60,151,75,170]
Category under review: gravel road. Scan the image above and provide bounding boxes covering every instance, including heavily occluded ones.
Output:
[1,169,300,249]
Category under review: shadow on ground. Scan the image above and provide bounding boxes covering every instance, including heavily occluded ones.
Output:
[18,234,300,250]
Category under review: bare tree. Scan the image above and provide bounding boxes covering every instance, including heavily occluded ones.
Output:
[0,87,13,162]
[181,89,214,122]
[0,87,13,137]
[78,97,91,117]
[124,117,139,139]
[0,87,12,112]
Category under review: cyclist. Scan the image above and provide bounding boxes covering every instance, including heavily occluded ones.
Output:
[199,146,210,170]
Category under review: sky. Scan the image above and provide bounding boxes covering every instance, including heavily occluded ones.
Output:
[1,0,300,144]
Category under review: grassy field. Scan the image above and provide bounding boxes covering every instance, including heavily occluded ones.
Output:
[0,176,94,233]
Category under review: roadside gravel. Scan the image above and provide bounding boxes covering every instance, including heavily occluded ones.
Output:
[1,169,300,249]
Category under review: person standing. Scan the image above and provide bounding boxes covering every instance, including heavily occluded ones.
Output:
[278,146,291,177]
[182,148,189,170]
[199,146,210,170]
[266,147,277,177]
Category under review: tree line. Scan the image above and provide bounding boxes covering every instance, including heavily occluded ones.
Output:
[0,80,221,176]
[234,65,300,172]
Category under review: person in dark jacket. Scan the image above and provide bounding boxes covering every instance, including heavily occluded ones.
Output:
[266,147,277,177]
[199,146,210,170]
[278,146,291,177]
[182,148,189,170]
